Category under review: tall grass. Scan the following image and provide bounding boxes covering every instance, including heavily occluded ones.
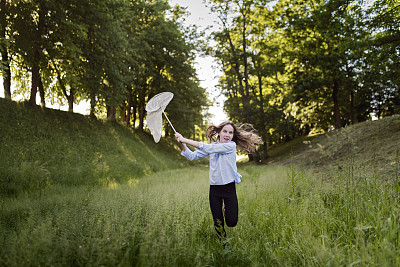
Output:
[1,159,399,266]
[1,168,212,266]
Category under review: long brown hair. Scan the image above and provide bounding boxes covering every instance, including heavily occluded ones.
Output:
[205,121,263,153]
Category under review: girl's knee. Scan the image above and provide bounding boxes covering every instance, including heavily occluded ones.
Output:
[226,219,237,227]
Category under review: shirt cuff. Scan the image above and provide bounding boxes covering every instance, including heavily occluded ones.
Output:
[235,173,242,184]
[198,141,204,149]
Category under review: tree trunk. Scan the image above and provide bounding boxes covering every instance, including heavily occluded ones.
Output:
[30,63,39,105]
[67,89,74,112]
[350,89,355,125]
[107,106,116,122]
[241,12,252,123]
[1,53,11,99]
[257,69,268,160]
[90,92,96,119]
[38,76,45,108]
[138,92,145,130]
[0,0,11,99]
[262,132,268,160]
[332,80,341,129]
[121,102,127,123]
[133,103,137,128]
[346,65,355,125]
[51,59,74,112]
[29,4,45,106]
[223,22,251,122]
[126,88,132,127]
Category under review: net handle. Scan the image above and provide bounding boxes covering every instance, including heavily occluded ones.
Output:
[163,111,176,133]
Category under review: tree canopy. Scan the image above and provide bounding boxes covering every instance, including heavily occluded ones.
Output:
[0,0,208,138]
[1,0,399,154]
[205,0,399,159]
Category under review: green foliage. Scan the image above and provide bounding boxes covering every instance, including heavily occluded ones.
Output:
[1,0,208,133]
[0,98,187,196]
[282,0,372,129]
[362,0,400,118]
[127,0,208,136]
[207,0,400,148]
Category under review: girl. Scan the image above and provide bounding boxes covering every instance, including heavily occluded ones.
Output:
[174,121,262,242]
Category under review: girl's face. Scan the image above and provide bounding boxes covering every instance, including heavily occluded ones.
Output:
[218,124,234,143]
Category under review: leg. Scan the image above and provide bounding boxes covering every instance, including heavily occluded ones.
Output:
[209,186,226,239]
[223,183,238,227]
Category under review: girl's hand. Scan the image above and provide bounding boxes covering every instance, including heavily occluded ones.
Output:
[175,132,184,143]
[175,133,199,150]
[175,133,187,151]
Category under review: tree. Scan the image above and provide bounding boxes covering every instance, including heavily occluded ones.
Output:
[208,0,292,159]
[121,0,207,137]
[365,0,400,117]
[2,0,208,134]
[9,0,66,107]
[207,0,255,124]
[0,0,14,100]
[278,0,370,130]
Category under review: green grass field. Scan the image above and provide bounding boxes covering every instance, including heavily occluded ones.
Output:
[1,98,400,266]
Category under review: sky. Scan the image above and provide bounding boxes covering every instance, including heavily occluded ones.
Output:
[169,0,227,124]
[0,0,227,124]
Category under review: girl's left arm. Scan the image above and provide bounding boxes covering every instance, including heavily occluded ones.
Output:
[200,142,236,154]
[175,133,235,154]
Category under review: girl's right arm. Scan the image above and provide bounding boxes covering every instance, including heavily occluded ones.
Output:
[175,132,208,161]
[175,133,199,149]
[175,132,235,155]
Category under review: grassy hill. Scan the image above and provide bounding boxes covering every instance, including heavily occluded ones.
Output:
[0,98,188,196]
[267,114,400,178]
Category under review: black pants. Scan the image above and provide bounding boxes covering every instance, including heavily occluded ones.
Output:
[209,182,238,238]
